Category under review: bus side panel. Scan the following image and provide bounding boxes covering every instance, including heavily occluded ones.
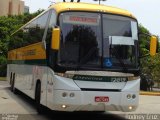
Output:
[8,64,48,106]
[9,64,35,98]
[7,42,48,106]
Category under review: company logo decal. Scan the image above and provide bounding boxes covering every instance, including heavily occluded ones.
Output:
[73,75,128,82]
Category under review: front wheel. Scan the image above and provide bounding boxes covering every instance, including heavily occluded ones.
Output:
[11,74,15,92]
[35,83,43,114]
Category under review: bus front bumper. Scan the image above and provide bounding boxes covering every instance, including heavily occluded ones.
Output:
[48,90,139,112]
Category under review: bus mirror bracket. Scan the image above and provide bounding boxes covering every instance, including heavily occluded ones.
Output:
[51,27,60,50]
[42,40,46,50]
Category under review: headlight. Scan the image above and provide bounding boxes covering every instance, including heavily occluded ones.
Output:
[132,94,136,99]
[62,92,67,97]
[128,106,133,110]
[127,94,132,99]
[69,93,75,97]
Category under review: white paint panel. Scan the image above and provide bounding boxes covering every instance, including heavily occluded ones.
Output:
[131,21,138,40]
[109,36,134,45]
[74,80,126,89]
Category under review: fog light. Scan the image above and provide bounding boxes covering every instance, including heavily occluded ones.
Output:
[129,106,133,110]
[62,92,67,97]
[70,93,75,97]
[127,94,132,99]
[132,94,136,99]
[62,105,67,108]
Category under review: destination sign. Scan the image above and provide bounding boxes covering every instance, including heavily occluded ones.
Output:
[63,15,99,26]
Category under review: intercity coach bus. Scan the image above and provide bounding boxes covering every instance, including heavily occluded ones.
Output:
[7,2,158,113]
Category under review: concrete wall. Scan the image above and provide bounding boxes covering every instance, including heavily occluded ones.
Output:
[10,0,19,15]
[0,0,25,16]
[19,1,24,15]
[0,0,10,16]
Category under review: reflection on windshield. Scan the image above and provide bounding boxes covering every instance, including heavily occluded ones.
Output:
[103,14,138,69]
[59,12,101,67]
[110,45,136,67]
[103,15,132,37]
[58,12,138,71]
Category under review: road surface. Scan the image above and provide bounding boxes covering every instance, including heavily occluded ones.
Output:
[0,81,160,120]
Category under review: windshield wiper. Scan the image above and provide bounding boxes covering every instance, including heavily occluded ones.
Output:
[112,48,128,73]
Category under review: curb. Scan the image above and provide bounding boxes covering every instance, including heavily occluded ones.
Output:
[0,77,6,81]
[140,91,160,96]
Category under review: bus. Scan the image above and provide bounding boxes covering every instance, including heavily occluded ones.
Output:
[7,2,158,113]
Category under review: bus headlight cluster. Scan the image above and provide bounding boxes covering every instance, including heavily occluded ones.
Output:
[132,94,136,99]
[69,93,75,97]
[129,106,133,110]
[127,94,132,99]
[62,92,75,98]
[62,92,67,97]
[127,94,136,99]
[61,105,67,109]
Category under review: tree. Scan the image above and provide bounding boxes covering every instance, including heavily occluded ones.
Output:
[0,10,44,76]
[139,24,160,88]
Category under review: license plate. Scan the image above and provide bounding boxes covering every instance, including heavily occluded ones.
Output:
[95,96,109,102]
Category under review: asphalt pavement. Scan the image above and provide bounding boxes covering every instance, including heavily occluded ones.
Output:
[0,81,160,120]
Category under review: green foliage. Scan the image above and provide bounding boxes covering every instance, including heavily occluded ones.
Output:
[138,24,151,56]
[0,10,44,76]
[139,24,160,88]
[0,16,22,57]
[140,53,160,88]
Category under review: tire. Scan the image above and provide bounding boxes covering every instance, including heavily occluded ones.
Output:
[10,74,17,94]
[10,73,12,85]
[11,74,15,92]
[35,83,43,114]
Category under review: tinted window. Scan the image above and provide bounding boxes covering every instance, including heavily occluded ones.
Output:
[58,12,102,67]
[102,14,138,69]
[9,11,49,50]
[103,15,132,37]
[9,30,24,50]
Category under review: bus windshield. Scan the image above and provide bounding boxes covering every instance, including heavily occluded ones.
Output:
[58,12,138,71]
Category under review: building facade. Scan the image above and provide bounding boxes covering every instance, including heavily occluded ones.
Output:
[0,0,25,16]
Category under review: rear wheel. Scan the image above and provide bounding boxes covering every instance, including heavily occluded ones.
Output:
[10,73,17,94]
[35,82,43,114]
[11,73,15,92]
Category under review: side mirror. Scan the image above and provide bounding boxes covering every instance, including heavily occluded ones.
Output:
[51,28,60,50]
[150,36,158,56]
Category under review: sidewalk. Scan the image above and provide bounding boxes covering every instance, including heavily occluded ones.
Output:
[153,87,160,92]
[0,80,10,89]
[0,77,6,81]
[140,91,160,96]
[140,87,160,96]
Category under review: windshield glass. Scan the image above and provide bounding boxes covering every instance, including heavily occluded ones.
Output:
[58,12,102,68]
[58,12,138,71]
[102,14,138,69]
[103,15,132,37]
